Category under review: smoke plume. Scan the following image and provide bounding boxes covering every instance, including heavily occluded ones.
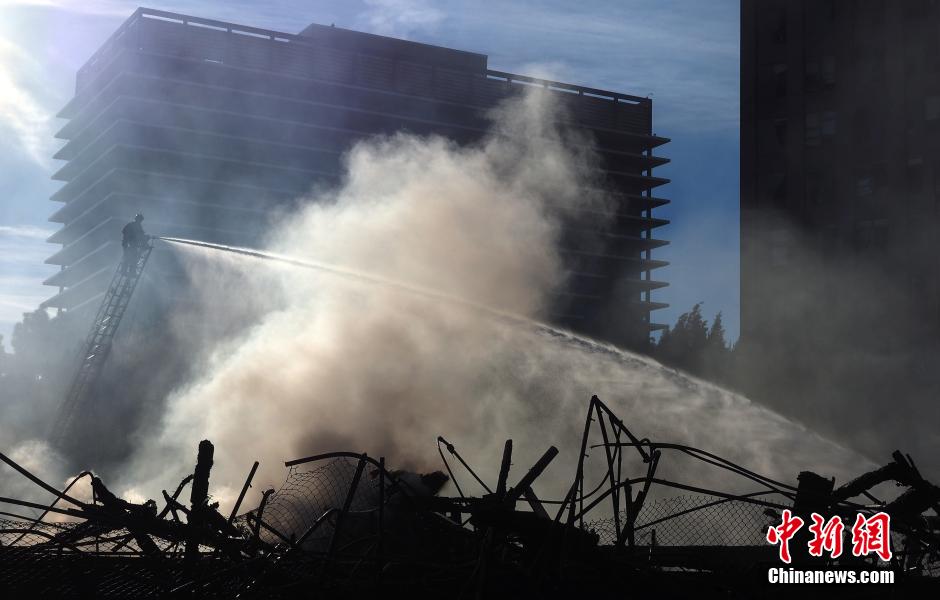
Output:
[95,91,869,512]
[0,91,869,515]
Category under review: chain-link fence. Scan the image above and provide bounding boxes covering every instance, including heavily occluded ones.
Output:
[250,455,464,565]
[0,518,76,548]
[0,518,194,598]
[257,456,383,548]
[0,517,196,555]
[588,494,779,547]
[586,494,940,576]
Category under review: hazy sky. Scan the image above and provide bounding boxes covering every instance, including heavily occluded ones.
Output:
[0,0,739,348]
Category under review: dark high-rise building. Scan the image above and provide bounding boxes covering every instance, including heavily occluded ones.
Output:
[45,8,670,345]
[740,0,940,450]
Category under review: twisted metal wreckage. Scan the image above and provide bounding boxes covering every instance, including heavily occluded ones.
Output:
[1,395,939,598]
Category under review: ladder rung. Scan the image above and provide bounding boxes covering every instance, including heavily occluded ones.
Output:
[57,246,153,439]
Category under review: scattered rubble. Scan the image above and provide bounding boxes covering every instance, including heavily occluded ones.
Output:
[2,396,939,598]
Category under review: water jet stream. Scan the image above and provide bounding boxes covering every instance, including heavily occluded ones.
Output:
[159,236,634,361]
[153,236,872,495]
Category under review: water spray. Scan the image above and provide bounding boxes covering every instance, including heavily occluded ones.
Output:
[156,236,632,362]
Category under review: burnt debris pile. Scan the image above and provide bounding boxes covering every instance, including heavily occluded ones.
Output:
[2,396,939,598]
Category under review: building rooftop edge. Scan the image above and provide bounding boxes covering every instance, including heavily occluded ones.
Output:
[297,21,487,72]
[74,7,651,107]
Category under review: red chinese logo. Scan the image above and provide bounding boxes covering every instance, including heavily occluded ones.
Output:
[851,513,892,561]
[808,514,844,558]
[767,511,891,562]
[766,509,804,563]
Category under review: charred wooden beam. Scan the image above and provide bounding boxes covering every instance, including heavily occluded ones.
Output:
[522,486,549,519]
[496,439,513,500]
[832,451,918,502]
[228,461,259,524]
[186,439,214,562]
[506,446,558,504]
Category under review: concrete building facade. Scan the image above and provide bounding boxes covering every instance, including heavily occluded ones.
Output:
[46,8,671,345]
[740,0,940,445]
[742,0,940,351]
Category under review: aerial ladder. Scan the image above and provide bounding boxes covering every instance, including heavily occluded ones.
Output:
[51,241,154,444]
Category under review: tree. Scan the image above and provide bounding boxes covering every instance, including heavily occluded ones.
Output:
[707,312,728,352]
[654,303,733,382]
[10,308,64,379]
[656,303,708,371]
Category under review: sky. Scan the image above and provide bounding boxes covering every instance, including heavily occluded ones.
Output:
[0,0,739,349]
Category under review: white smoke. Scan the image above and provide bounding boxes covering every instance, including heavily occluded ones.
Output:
[109,91,868,513]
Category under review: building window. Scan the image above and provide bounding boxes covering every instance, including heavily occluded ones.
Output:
[908,0,934,18]
[932,170,940,204]
[773,10,787,43]
[821,111,837,137]
[773,173,788,206]
[807,172,833,205]
[908,124,924,155]
[806,173,821,205]
[856,163,887,198]
[870,0,885,24]
[853,108,871,145]
[926,96,940,121]
[805,61,820,91]
[856,219,889,251]
[822,55,836,85]
[924,31,940,65]
[774,119,788,147]
[805,113,821,146]
[907,158,924,194]
[806,1,836,38]
[859,54,886,88]
[872,163,886,188]
[773,64,788,98]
